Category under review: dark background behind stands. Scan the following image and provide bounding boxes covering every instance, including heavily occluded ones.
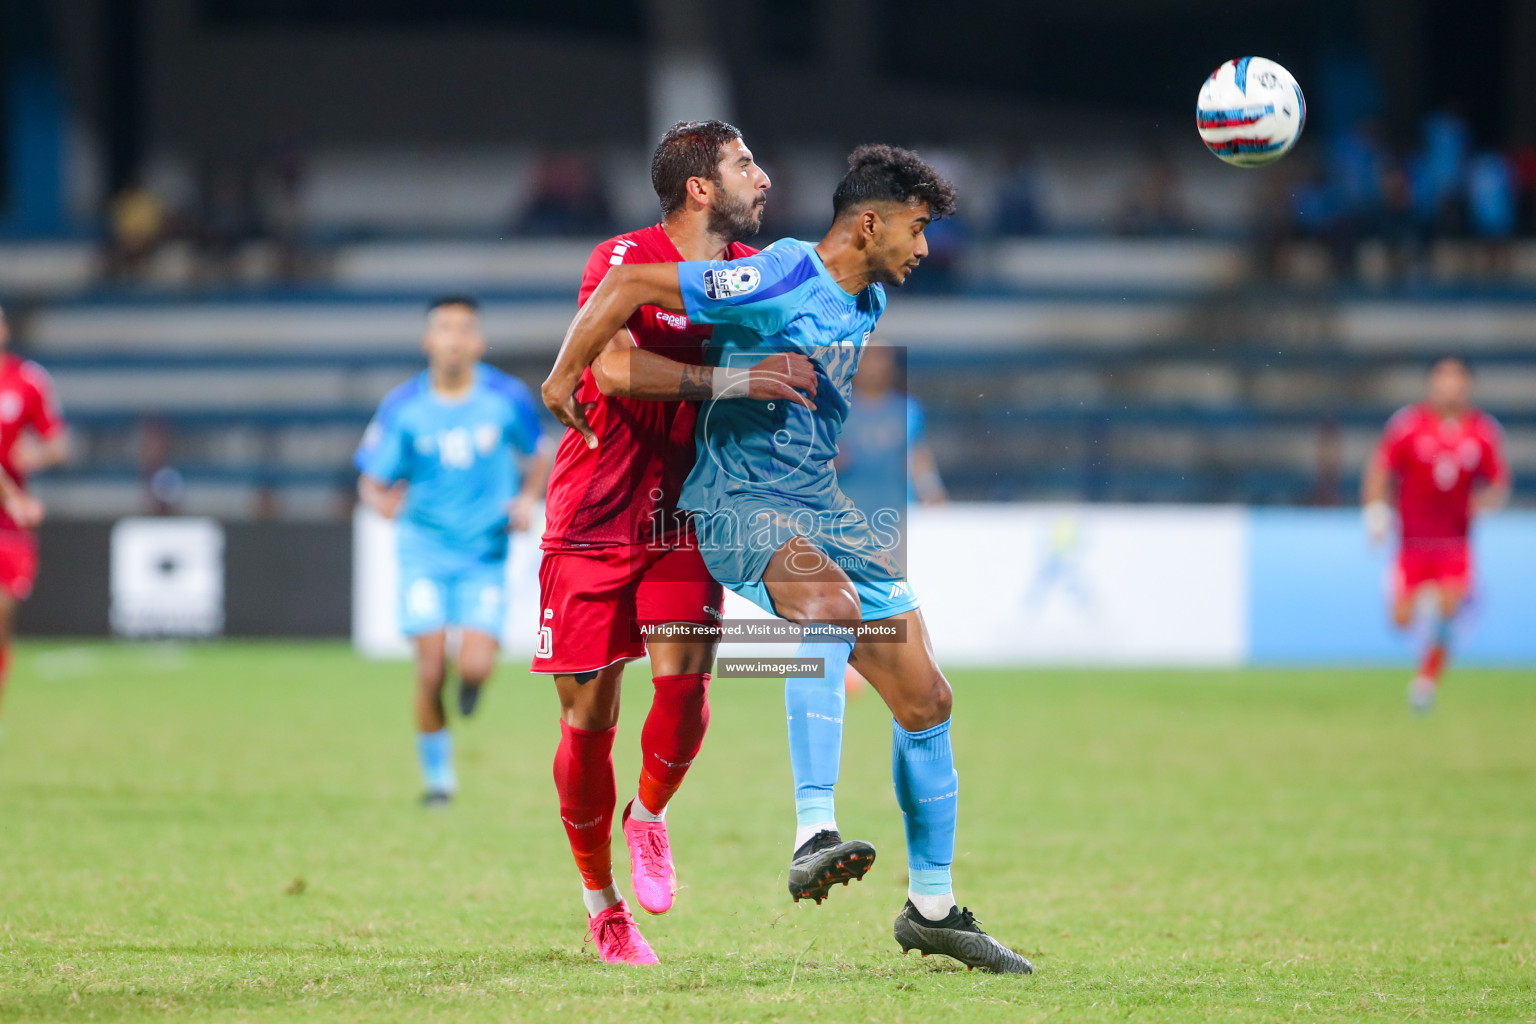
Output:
[1,0,1534,518]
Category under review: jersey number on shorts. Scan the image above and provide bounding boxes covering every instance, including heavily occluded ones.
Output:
[536,608,554,659]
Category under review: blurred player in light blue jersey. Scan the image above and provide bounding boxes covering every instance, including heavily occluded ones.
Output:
[356,295,552,807]
[836,342,946,519]
[543,146,1031,974]
[835,343,945,691]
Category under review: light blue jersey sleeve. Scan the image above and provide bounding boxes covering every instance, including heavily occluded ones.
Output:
[906,396,926,446]
[354,381,419,482]
[483,368,545,457]
[677,241,820,338]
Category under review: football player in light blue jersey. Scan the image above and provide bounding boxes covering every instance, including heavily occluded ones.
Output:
[357,295,552,808]
[543,146,1030,974]
[836,342,947,519]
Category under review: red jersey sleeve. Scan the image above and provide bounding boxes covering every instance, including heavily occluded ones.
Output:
[1476,413,1510,486]
[1376,406,1417,474]
[18,361,64,439]
[578,237,637,307]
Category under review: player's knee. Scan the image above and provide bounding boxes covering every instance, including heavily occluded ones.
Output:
[895,671,952,732]
[459,650,496,686]
[793,587,860,627]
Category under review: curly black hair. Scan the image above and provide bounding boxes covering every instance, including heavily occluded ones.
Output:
[832,144,957,220]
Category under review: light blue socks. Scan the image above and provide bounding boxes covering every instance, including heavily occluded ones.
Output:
[786,623,856,833]
[416,729,456,793]
[893,718,958,902]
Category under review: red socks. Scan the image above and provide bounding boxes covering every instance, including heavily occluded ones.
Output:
[637,673,710,817]
[1420,643,1446,684]
[553,721,617,891]
[552,673,709,889]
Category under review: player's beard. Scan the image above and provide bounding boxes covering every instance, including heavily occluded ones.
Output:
[868,247,917,288]
[707,186,764,244]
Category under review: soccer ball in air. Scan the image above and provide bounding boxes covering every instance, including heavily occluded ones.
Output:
[1196,57,1305,166]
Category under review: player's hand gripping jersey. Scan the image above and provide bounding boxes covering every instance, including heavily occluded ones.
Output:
[542,225,759,550]
[675,239,910,615]
[533,226,753,675]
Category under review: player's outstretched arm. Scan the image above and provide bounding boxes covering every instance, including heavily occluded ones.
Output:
[508,437,555,532]
[593,343,817,408]
[14,429,70,475]
[0,465,44,529]
[358,474,406,520]
[543,264,685,447]
[911,442,948,505]
[1475,477,1511,515]
[1361,450,1394,544]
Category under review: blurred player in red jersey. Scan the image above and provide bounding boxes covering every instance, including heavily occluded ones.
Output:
[535,121,815,963]
[0,305,70,733]
[1362,357,1509,712]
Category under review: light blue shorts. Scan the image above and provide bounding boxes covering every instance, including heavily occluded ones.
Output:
[396,525,509,638]
[398,558,507,638]
[692,495,919,621]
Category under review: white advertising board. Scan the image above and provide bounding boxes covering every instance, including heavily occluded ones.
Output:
[353,504,1248,667]
[351,506,544,658]
[110,517,225,638]
[904,505,1248,666]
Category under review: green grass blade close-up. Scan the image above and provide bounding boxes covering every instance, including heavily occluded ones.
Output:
[0,642,1532,1023]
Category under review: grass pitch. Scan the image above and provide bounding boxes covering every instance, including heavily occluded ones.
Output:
[0,642,1532,1022]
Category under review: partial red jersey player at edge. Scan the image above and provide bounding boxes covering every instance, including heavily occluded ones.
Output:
[0,305,71,732]
[535,121,815,964]
[1362,356,1509,712]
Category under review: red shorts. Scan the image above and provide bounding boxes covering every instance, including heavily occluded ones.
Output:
[532,539,724,675]
[1393,540,1470,603]
[0,530,37,601]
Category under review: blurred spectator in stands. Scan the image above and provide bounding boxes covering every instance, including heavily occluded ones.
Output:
[516,153,612,236]
[994,148,1044,236]
[1116,149,1189,236]
[258,123,311,282]
[194,164,257,286]
[1311,415,1342,506]
[1329,120,1387,211]
[138,415,184,515]
[1466,151,1516,275]
[1408,108,1470,237]
[1365,162,1423,282]
[1323,119,1388,274]
[1254,158,1305,279]
[1512,134,1536,236]
[103,178,170,281]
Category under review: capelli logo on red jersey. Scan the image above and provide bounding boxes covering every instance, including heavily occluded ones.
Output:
[655,310,690,330]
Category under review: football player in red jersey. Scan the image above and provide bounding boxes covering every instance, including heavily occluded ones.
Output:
[535,121,815,963]
[0,305,70,733]
[1362,357,1509,711]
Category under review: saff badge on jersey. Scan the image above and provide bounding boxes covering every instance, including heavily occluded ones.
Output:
[702,265,761,300]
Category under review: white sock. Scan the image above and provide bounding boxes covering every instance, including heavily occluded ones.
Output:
[629,797,665,823]
[909,890,956,922]
[794,821,838,852]
[583,883,622,917]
